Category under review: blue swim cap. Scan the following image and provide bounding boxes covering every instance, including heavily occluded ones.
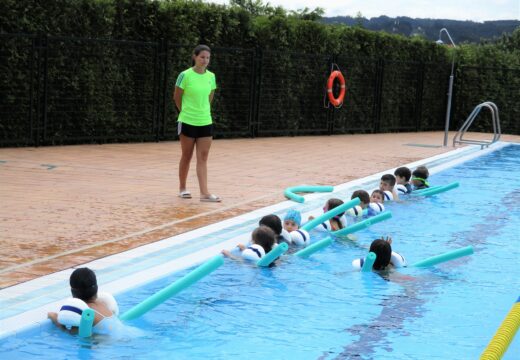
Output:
[284,210,301,227]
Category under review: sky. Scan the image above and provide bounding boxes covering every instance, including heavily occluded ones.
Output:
[208,0,520,22]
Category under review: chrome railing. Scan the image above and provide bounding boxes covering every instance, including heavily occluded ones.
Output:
[453,101,501,149]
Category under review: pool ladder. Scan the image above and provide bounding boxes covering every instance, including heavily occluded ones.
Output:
[453,101,501,149]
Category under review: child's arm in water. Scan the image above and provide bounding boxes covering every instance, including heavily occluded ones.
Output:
[221,244,246,260]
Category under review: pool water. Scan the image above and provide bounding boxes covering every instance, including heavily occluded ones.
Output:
[2,144,519,359]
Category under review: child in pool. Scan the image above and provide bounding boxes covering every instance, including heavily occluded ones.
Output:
[394,166,413,195]
[283,210,301,233]
[48,268,116,333]
[411,166,430,190]
[369,237,393,270]
[259,214,291,244]
[379,174,399,201]
[222,226,276,261]
[368,189,385,215]
[283,210,310,246]
[346,190,370,218]
[308,198,346,231]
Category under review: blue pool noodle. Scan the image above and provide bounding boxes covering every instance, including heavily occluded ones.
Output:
[361,252,377,272]
[413,182,459,197]
[284,185,334,203]
[294,237,333,258]
[411,246,474,268]
[119,255,225,321]
[257,242,289,267]
[301,198,361,232]
[78,308,95,338]
[331,211,392,236]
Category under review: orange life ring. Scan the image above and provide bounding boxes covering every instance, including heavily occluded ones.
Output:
[327,70,346,107]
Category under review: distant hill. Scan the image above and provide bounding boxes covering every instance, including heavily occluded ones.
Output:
[322,16,520,43]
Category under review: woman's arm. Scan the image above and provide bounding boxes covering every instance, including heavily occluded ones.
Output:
[173,86,183,111]
[209,90,215,104]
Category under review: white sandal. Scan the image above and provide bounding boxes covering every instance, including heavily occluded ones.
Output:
[200,194,221,202]
[178,190,192,199]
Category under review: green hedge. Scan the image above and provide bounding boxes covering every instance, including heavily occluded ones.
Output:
[1,0,519,146]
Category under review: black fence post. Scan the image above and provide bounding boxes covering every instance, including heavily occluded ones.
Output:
[327,54,336,135]
[34,33,48,147]
[372,58,384,133]
[29,35,37,146]
[450,63,460,131]
[414,62,425,131]
[160,39,169,140]
[249,47,262,138]
[152,40,159,141]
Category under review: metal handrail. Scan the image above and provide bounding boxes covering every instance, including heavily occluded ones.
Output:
[452,101,501,149]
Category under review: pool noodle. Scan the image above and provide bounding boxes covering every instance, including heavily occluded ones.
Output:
[414,182,460,197]
[301,197,361,231]
[410,245,474,267]
[331,211,392,236]
[257,242,289,267]
[284,185,334,203]
[480,297,520,360]
[119,255,225,321]
[413,185,443,194]
[294,237,333,258]
[361,252,376,272]
[78,308,95,338]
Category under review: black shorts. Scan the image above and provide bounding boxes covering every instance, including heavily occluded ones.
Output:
[178,122,214,139]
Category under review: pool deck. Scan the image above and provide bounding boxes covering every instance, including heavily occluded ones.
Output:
[1,131,519,288]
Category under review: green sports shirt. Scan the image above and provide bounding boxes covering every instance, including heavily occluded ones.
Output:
[175,68,217,126]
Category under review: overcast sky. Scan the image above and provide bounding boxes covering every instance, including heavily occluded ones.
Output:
[208,0,520,22]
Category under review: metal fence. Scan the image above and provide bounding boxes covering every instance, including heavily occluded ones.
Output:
[0,33,517,147]
[453,65,520,135]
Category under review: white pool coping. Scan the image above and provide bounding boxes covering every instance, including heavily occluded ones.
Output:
[0,142,511,338]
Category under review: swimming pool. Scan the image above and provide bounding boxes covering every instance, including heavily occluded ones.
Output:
[1,143,519,359]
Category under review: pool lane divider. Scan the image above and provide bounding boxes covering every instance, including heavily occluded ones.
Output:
[413,182,460,197]
[361,252,376,272]
[301,197,361,232]
[331,211,392,236]
[257,242,289,267]
[294,237,333,258]
[480,296,520,360]
[119,255,225,321]
[410,246,474,267]
[284,185,334,203]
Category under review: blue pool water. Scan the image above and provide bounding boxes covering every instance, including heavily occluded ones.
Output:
[2,144,520,359]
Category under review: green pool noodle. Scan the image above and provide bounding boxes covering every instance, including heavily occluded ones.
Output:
[294,237,333,258]
[119,255,225,321]
[331,211,392,236]
[301,197,361,231]
[257,242,289,267]
[411,245,474,268]
[284,185,334,203]
[413,185,442,194]
[78,308,95,338]
[421,182,459,196]
[414,182,460,197]
[361,252,377,272]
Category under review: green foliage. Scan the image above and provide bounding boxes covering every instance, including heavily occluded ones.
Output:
[1,0,519,146]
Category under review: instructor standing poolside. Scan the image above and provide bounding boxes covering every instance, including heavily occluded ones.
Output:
[174,45,221,202]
